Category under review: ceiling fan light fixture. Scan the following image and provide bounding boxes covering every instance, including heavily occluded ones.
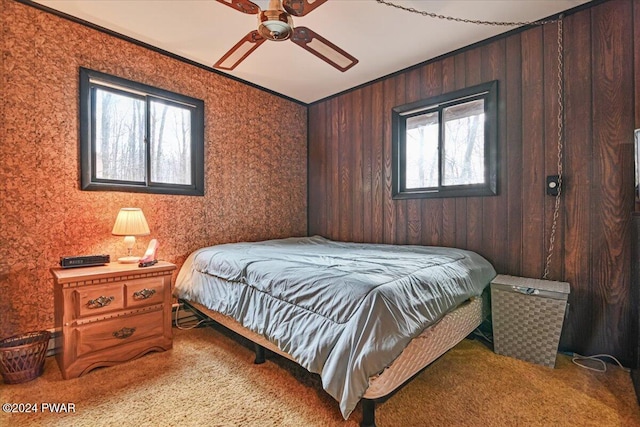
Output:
[258,10,293,40]
[213,0,357,73]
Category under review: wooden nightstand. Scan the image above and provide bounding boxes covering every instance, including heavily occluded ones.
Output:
[51,261,176,379]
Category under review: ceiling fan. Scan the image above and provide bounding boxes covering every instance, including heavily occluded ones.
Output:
[214,0,358,72]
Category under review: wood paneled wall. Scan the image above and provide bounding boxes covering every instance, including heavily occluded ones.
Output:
[309,0,638,364]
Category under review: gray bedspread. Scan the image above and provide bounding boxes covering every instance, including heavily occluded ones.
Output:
[174,236,496,418]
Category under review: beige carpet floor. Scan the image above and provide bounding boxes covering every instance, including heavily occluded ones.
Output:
[1,325,638,427]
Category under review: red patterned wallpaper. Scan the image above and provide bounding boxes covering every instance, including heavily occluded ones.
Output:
[0,0,308,337]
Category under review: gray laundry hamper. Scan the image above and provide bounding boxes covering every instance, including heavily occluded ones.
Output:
[490,275,570,368]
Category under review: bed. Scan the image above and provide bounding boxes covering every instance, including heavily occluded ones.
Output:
[173,236,496,426]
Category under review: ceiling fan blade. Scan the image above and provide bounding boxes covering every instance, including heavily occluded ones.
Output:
[214,30,266,70]
[291,26,358,72]
[215,0,260,14]
[283,0,328,16]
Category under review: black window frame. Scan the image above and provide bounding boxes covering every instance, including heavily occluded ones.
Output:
[79,67,205,196]
[392,80,498,199]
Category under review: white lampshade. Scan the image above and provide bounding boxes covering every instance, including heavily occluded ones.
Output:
[112,208,150,236]
[112,208,150,263]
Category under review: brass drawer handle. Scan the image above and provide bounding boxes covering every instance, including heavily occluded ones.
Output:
[133,288,156,300]
[113,327,136,339]
[87,295,115,309]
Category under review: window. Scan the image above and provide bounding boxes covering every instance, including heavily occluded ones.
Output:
[80,68,205,196]
[392,80,498,199]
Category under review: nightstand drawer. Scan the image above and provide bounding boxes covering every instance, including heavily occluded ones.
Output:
[125,277,165,308]
[53,261,175,379]
[76,282,125,317]
[75,309,164,357]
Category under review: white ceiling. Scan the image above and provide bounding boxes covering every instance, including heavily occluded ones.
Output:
[32,0,589,104]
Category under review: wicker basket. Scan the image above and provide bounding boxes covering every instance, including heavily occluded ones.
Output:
[0,331,50,384]
[491,275,569,368]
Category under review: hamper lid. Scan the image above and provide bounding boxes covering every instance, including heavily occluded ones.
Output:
[491,274,570,295]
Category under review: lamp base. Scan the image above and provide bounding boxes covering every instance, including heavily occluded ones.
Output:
[117,256,140,264]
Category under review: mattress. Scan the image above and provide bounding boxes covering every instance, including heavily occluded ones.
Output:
[364,295,484,399]
[183,294,485,401]
[174,236,496,418]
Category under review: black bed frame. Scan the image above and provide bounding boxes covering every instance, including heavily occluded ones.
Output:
[178,298,475,427]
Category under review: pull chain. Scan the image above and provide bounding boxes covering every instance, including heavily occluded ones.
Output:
[543,17,564,280]
[375,0,556,26]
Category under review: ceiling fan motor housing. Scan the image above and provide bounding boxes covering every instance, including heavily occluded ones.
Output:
[258,9,293,40]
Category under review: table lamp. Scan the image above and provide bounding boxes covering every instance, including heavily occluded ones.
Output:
[111,207,150,263]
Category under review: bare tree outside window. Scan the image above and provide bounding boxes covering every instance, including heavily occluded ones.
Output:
[150,100,192,185]
[94,89,145,182]
[405,112,438,189]
[442,99,485,186]
[392,80,497,199]
[80,68,204,196]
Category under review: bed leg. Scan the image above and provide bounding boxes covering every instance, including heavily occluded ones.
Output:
[254,344,266,364]
[360,399,376,427]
